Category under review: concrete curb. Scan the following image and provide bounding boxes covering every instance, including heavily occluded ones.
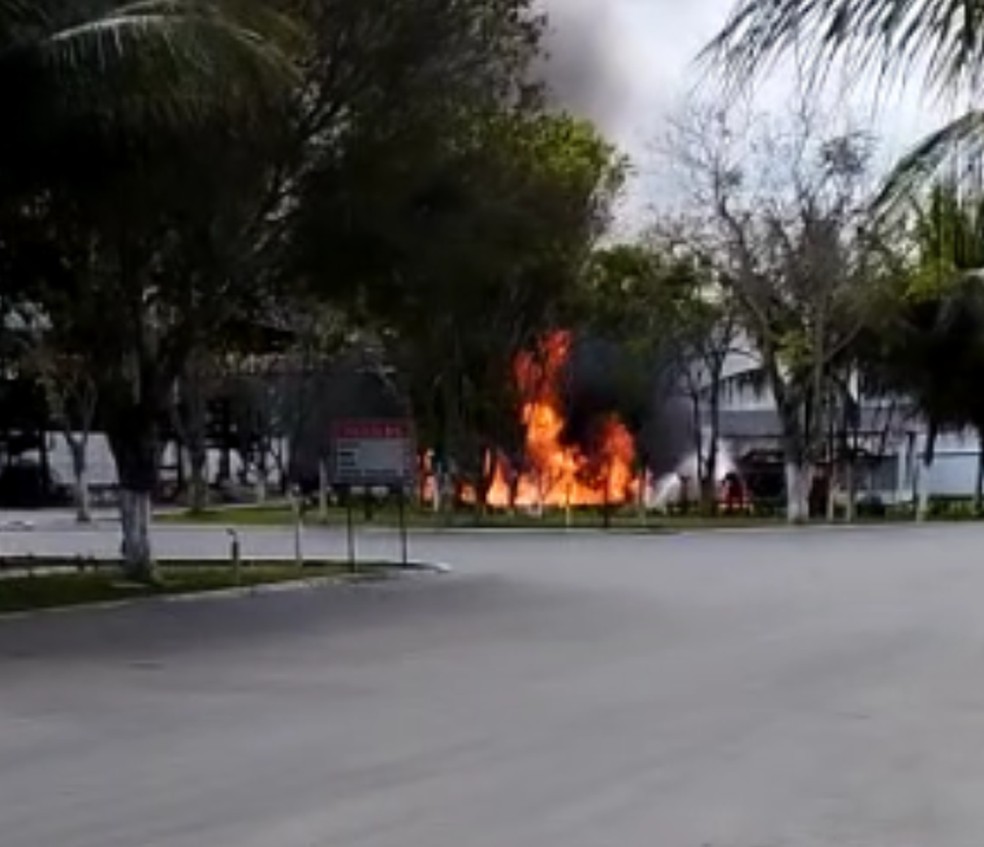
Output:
[0,561,452,622]
[0,521,36,532]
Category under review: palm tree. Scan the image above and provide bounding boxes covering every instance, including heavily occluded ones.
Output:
[861,185,984,519]
[0,1,296,153]
[705,0,984,204]
[0,0,299,582]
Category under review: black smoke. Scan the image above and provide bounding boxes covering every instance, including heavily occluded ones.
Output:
[563,335,694,478]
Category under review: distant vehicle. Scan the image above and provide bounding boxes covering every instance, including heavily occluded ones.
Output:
[736,449,785,509]
[0,462,72,508]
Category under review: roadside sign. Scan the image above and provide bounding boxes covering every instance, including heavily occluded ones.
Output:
[329,419,415,488]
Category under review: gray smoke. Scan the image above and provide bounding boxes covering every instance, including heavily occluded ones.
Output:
[538,0,633,132]
[535,2,695,468]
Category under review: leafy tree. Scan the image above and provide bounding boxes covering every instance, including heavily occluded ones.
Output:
[0,1,297,180]
[1,0,621,571]
[578,240,740,513]
[23,343,99,523]
[864,185,984,519]
[666,104,879,522]
[0,1,299,580]
[291,107,624,507]
[676,292,740,513]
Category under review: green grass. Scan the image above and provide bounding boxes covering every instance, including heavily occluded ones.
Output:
[159,504,303,526]
[0,561,383,614]
[157,500,984,530]
[157,503,790,531]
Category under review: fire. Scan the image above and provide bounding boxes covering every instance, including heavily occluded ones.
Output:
[486,331,638,509]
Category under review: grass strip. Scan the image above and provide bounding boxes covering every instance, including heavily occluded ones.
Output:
[0,561,385,614]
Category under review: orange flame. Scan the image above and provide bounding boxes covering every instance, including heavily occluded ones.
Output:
[486,331,638,509]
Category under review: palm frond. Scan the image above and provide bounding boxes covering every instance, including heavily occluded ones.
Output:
[0,0,48,32]
[38,0,300,124]
[875,110,984,215]
[703,0,984,98]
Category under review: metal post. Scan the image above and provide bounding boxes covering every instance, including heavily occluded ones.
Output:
[602,471,611,530]
[292,488,303,570]
[318,458,328,522]
[398,488,409,567]
[227,528,241,586]
[346,492,356,572]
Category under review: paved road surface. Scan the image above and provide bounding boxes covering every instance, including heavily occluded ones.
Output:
[4,524,984,846]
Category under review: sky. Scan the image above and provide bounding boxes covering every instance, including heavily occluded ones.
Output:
[543,0,959,230]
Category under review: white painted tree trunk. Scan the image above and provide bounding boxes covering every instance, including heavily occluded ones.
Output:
[255,472,268,504]
[844,461,857,523]
[119,489,154,580]
[68,438,92,523]
[916,455,933,522]
[785,462,813,524]
[975,440,984,515]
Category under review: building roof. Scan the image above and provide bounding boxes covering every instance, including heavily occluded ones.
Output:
[716,403,918,441]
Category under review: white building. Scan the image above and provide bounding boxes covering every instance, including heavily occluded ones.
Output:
[709,345,982,505]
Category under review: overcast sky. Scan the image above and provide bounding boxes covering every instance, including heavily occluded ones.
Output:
[543,0,958,228]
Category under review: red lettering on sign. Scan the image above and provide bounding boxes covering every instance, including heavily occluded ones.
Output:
[332,419,411,440]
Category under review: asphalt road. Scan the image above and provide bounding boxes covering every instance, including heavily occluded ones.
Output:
[4,523,984,846]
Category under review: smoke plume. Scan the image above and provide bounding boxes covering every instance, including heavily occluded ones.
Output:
[565,336,694,477]
[538,0,636,134]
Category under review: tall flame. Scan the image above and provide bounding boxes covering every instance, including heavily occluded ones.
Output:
[486,331,638,509]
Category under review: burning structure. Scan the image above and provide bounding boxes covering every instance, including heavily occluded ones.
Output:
[419,326,705,513]
[477,330,641,510]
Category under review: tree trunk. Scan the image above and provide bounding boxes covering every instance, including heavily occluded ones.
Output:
[700,437,720,517]
[188,445,208,514]
[175,357,209,513]
[37,429,51,501]
[975,430,984,516]
[106,418,159,583]
[119,489,153,580]
[845,459,857,523]
[690,390,709,513]
[785,461,813,524]
[175,442,187,492]
[825,465,837,523]
[475,447,494,524]
[702,379,722,516]
[318,457,328,521]
[916,456,933,522]
[67,436,92,523]
[272,438,289,496]
[432,472,443,513]
[916,423,938,523]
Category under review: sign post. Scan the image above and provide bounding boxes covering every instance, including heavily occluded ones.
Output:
[330,419,415,569]
[398,487,409,567]
[345,489,356,571]
[291,487,304,569]
[318,458,328,522]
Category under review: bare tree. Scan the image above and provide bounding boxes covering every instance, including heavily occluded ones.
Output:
[27,349,98,522]
[170,348,215,514]
[680,299,740,514]
[663,101,877,522]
